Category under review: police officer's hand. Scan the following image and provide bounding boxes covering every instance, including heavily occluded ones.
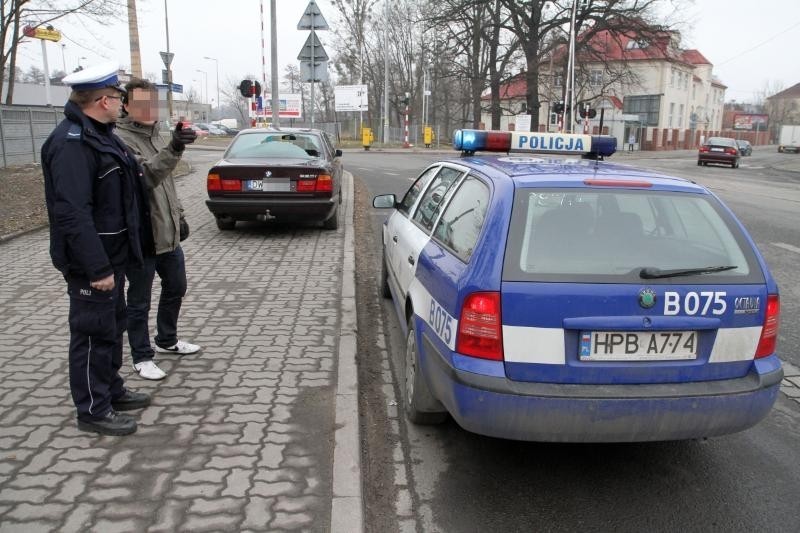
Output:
[170,123,197,152]
[90,274,115,291]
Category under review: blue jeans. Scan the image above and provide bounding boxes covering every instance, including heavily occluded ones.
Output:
[126,247,187,364]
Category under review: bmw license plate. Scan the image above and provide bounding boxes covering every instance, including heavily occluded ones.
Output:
[245,179,290,192]
[579,331,697,361]
[710,147,724,152]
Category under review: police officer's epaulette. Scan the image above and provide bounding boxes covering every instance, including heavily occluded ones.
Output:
[66,123,82,141]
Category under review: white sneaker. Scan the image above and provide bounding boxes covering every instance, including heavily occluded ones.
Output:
[155,340,201,355]
[134,360,166,380]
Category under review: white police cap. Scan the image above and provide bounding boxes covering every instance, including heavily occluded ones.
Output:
[62,61,126,94]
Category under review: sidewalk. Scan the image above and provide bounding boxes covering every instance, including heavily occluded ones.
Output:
[0,170,361,532]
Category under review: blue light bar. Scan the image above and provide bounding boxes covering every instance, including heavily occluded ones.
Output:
[453,129,617,158]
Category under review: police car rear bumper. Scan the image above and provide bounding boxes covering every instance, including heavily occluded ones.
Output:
[422,335,783,443]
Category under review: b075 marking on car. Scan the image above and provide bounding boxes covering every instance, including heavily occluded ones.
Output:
[428,298,454,346]
[664,291,727,316]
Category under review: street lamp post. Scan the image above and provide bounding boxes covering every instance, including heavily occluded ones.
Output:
[195,69,207,104]
[203,56,219,118]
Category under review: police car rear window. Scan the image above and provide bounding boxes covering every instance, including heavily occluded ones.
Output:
[503,188,764,283]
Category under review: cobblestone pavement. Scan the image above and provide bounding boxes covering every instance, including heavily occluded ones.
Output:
[0,168,359,532]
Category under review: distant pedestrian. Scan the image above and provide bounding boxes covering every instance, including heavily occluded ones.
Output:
[115,78,200,381]
[41,62,151,436]
[628,132,636,152]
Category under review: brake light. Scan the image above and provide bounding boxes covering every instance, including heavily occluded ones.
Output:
[754,294,780,358]
[699,146,709,153]
[725,147,738,155]
[584,179,652,188]
[297,179,316,192]
[456,292,503,360]
[221,179,241,191]
[316,174,333,192]
[207,173,221,191]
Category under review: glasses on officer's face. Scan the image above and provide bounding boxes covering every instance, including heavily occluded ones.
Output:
[95,94,122,102]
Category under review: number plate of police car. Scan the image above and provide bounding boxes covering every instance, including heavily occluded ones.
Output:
[580,331,698,361]
[244,179,290,192]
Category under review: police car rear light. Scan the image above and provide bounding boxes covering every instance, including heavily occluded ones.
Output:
[221,179,241,191]
[207,173,221,191]
[755,294,780,358]
[453,129,617,158]
[456,292,503,361]
[583,178,652,188]
[316,174,333,192]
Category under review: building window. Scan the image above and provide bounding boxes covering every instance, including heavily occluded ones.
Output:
[669,102,675,128]
[589,69,603,86]
[554,73,563,87]
[679,104,684,128]
[623,95,661,126]
[626,39,649,49]
[671,69,676,87]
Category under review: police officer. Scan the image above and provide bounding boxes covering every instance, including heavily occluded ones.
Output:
[116,78,199,381]
[42,63,151,436]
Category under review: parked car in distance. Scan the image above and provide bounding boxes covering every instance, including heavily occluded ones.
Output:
[698,136,740,168]
[736,139,752,156]
[214,124,240,136]
[205,128,343,230]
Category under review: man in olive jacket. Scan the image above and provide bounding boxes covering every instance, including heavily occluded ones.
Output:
[115,78,200,381]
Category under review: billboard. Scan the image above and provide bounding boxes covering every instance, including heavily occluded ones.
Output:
[733,114,768,130]
[259,94,303,118]
[335,84,368,112]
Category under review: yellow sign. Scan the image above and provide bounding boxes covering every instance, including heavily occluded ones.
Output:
[23,25,62,42]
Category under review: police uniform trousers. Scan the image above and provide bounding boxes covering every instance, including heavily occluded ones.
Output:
[65,272,127,421]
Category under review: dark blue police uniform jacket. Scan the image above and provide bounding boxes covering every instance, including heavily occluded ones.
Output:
[42,100,151,279]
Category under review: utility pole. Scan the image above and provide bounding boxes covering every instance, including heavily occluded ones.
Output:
[164,0,173,122]
[383,0,389,144]
[127,0,143,77]
[270,0,279,127]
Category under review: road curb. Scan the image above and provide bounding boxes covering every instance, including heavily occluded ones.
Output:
[331,170,363,533]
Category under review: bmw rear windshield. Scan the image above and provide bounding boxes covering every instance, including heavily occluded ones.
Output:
[503,188,765,284]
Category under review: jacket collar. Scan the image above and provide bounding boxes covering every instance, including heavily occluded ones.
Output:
[117,115,159,136]
[64,100,115,137]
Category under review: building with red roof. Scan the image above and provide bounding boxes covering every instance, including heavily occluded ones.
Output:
[480,27,727,150]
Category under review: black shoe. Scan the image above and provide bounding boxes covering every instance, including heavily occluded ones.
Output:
[77,410,137,436]
[111,389,151,411]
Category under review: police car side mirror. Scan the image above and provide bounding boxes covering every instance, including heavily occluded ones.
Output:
[335,149,343,158]
[373,194,396,209]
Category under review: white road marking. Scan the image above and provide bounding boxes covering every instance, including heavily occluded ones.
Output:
[771,242,800,254]
[384,172,400,176]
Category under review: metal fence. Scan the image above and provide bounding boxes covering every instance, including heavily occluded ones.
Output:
[0,105,63,167]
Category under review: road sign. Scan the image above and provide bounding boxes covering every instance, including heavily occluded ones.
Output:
[297,1,329,30]
[162,69,169,84]
[297,31,329,61]
[159,51,174,68]
[335,85,368,112]
[170,83,182,94]
[300,61,329,83]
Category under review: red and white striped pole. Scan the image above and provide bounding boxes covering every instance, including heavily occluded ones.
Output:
[403,92,410,148]
[260,0,267,117]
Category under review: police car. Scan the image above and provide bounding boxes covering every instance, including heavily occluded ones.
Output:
[372,129,783,443]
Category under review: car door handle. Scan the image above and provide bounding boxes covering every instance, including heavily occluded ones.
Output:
[392,235,398,243]
[407,255,415,266]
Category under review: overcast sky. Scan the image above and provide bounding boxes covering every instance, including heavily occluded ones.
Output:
[15,0,800,105]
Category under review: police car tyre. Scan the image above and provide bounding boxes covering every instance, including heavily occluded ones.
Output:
[404,318,447,425]
[323,206,338,230]
[380,253,391,299]
[216,217,236,230]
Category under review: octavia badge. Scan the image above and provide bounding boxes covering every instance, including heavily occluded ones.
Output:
[638,288,657,309]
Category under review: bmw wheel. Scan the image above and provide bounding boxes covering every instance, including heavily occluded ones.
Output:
[323,205,339,230]
[216,217,236,230]
[404,318,447,425]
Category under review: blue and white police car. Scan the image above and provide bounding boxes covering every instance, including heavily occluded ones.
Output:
[372,129,783,443]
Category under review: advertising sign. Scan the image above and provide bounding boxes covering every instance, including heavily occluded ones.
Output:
[733,114,768,130]
[260,94,303,118]
[334,84,368,112]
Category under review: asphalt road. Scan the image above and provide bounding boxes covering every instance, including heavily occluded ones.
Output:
[347,148,800,533]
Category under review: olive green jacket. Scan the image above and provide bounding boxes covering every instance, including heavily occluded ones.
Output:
[115,117,184,255]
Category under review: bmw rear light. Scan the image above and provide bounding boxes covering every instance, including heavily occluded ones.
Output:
[297,179,316,192]
[456,292,503,361]
[207,173,221,191]
[221,179,241,191]
[316,174,333,192]
[699,146,709,153]
[755,294,780,358]
[725,147,738,155]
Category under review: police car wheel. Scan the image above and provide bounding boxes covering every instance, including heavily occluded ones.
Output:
[404,319,447,425]
[380,254,391,299]
[216,217,236,230]
[323,206,339,230]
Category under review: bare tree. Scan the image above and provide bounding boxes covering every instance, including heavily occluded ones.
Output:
[1,0,125,104]
[219,75,253,127]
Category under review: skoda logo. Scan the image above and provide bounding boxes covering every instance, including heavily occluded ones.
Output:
[638,288,657,309]
[265,170,272,177]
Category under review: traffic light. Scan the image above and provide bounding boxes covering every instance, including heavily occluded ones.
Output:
[239,80,262,98]
[553,102,565,115]
[402,96,410,106]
